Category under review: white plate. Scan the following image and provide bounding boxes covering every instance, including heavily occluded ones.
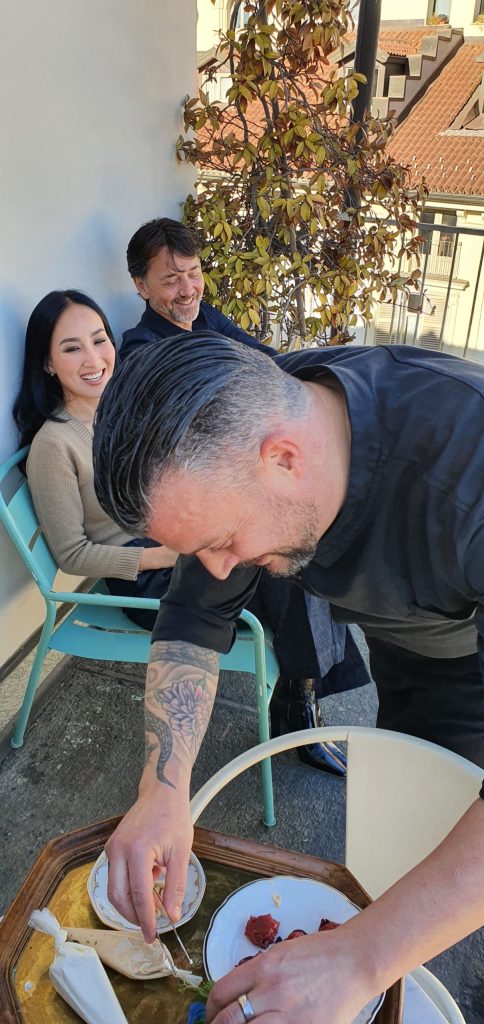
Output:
[87,851,206,934]
[203,875,385,1024]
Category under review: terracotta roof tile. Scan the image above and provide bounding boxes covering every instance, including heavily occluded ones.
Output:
[378,27,441,56]
[345,27,442,57]
[388,44,484,196]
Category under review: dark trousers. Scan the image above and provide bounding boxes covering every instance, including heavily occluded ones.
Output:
[367,637,484,768]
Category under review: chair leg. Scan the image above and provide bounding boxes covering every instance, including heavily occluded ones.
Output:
[252,631,276,828]
[11,602,56,748]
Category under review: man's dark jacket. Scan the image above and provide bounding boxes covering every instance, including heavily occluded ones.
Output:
[120,301,275,361]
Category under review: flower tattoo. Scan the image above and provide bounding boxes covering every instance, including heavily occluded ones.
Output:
[155,678,212,755]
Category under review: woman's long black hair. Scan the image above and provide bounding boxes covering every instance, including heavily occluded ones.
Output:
[13,290,115,447]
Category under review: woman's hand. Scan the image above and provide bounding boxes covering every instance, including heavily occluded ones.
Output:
[139,545,178,571]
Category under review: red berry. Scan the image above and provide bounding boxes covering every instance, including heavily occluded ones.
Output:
[245,914,280,949]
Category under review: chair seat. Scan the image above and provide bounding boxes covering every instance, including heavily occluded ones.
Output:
[50,602,280,686]
[49,604,152,662]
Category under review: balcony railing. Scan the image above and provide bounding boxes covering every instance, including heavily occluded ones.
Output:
[425,240,461,278]
[363,221,484,362]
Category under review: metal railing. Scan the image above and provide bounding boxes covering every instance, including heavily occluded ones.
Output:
[424,239,461,278]
[363,221,484,361]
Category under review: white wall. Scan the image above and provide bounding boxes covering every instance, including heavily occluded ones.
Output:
[381,0,426,19]
[198,0,226,49]
[0,0,196,666]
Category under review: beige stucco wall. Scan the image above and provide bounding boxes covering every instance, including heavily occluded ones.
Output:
[198,0,227,50]
[0,0,196,668]
[381,0,427,19]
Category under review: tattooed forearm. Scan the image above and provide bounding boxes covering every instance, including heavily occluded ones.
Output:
[150,640,219,674]
[144,709,175,788]
[143,640,219,783]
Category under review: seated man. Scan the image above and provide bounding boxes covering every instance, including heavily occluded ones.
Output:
[119,216,370,775]
[120,217,272,360]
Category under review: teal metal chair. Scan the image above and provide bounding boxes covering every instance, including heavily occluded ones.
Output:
[0,447,280,825]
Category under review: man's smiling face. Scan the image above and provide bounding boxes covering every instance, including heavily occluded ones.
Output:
[133,247,204,329]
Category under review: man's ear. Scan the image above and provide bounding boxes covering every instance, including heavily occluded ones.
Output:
[132,275,149,300]
[259,434,302,477]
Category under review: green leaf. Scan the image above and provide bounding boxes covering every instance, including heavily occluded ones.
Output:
[257,195,271,219]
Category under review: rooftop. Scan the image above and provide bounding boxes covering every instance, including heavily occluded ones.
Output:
[388,43,484,195]
[343,26,445,57]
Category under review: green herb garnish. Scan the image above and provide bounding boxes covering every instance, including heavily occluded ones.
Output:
[179,977,214,1002]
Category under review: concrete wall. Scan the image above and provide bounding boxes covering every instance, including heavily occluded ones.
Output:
[0,0,196,667]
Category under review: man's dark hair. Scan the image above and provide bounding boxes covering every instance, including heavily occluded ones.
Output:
[126,218,201,278]
[93,331,306,535]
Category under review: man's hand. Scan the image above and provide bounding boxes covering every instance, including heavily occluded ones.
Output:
[105,781,193,941]
[206,929,373,1024]
[106,639,219,942]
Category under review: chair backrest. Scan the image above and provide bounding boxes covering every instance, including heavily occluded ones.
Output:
[344,728,482,898]
[0,448,58,593]
[190,726,482,898]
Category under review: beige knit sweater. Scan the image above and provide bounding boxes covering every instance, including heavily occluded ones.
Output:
[27,413,142,580]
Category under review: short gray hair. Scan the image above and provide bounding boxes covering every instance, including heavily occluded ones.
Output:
[93,331,308,534]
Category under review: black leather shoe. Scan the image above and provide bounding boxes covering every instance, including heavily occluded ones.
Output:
[270,677,347,777]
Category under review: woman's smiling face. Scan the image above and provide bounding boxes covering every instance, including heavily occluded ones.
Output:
[46,303,116,404]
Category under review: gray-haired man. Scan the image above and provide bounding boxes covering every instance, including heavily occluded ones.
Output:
[94,334,484,1024]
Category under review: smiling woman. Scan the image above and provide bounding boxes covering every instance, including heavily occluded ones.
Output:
[12,291,178,628]
[45,302,116,412]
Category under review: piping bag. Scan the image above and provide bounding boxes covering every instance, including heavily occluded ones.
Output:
[64,927,202,985]
[28,909,128,1024]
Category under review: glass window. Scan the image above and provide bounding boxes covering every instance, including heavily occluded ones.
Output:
[420,209,435,256]
[433,0,451,15]
[235,3,250,29]
[438,212,457,258]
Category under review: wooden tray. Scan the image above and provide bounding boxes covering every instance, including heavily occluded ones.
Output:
[0,817,403,1023]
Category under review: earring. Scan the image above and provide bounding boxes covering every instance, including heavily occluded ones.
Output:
[50,371,56,377]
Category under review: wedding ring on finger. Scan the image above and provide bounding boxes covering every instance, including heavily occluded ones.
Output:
[237,993,256,1022]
